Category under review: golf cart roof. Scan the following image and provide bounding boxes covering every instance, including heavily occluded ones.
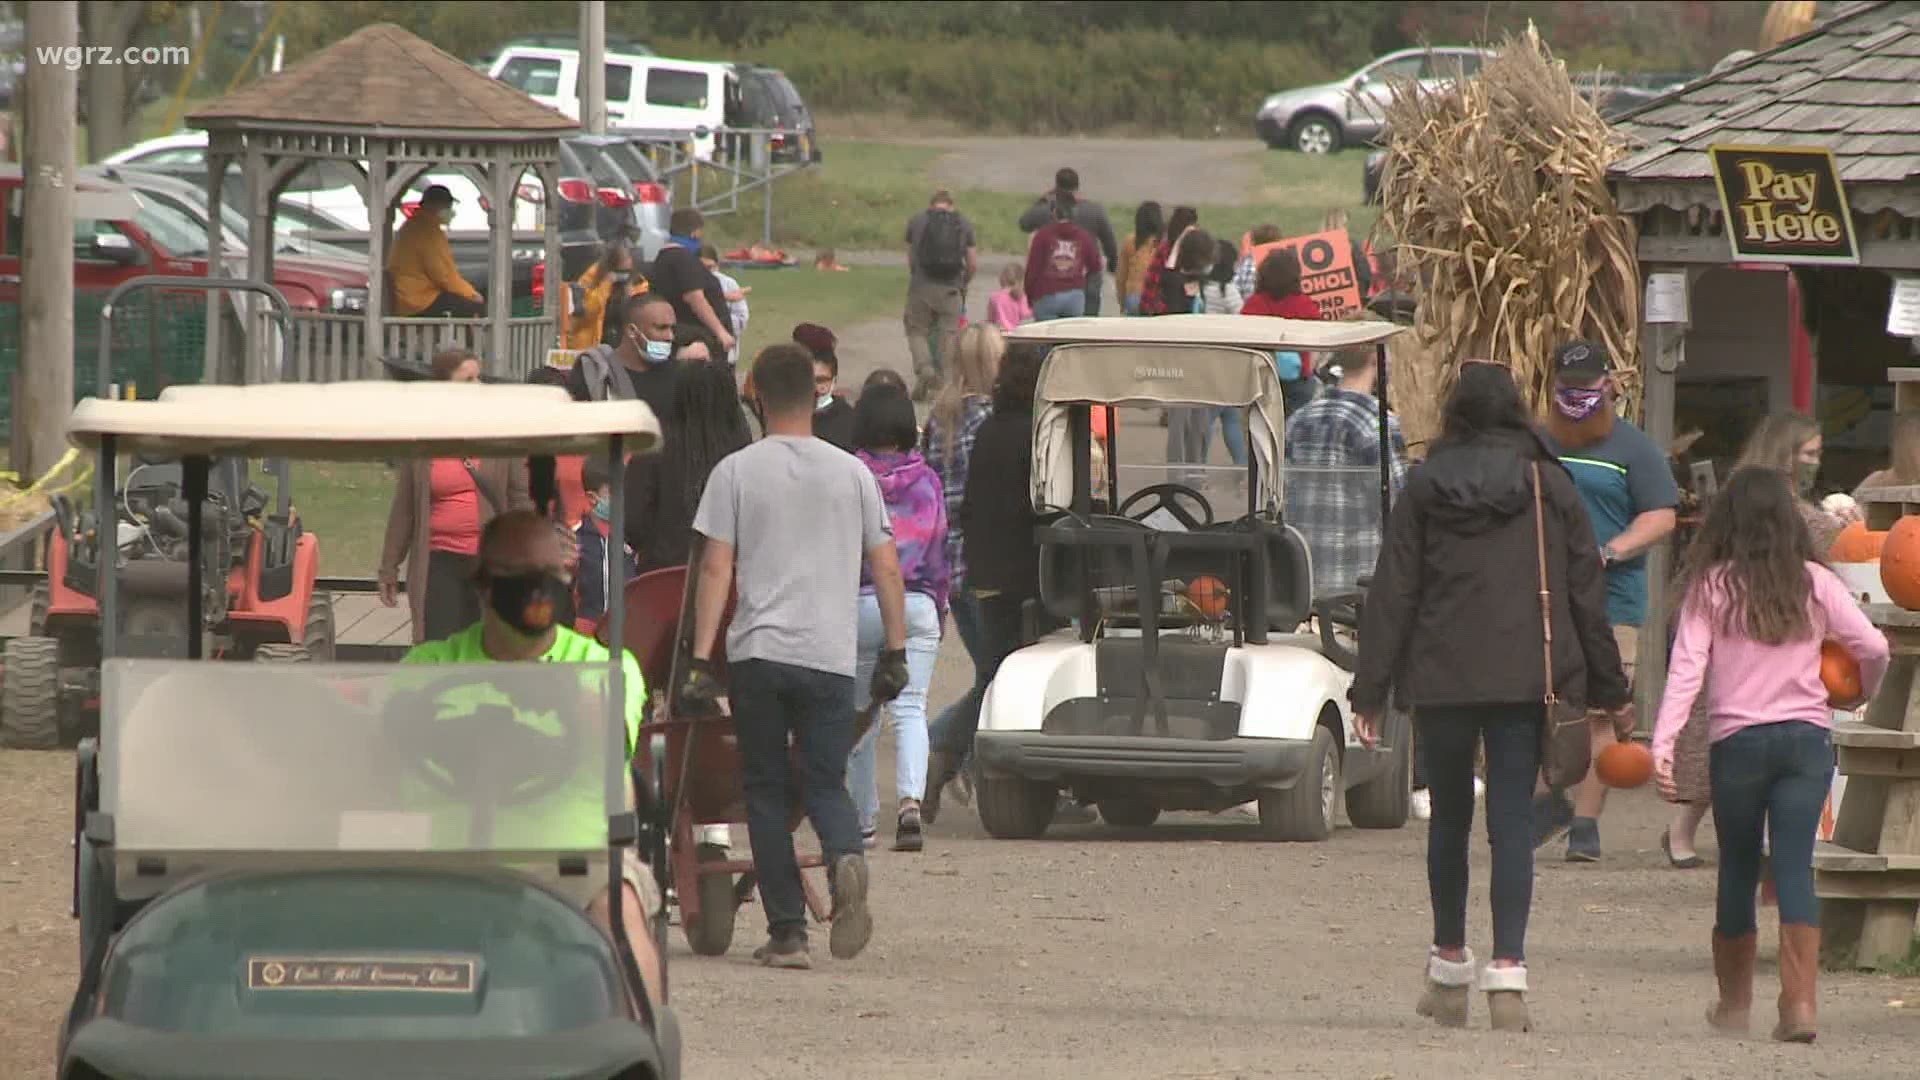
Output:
[67,382,660,460]
[1008,314,1406,352]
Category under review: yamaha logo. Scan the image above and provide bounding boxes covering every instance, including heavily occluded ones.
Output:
[1134,366,1184,380]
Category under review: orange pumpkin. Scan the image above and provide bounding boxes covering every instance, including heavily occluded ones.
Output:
[1820,641,1863,706]
[1594,741,1653,789]
[1186,575,1231,619]
[1880,517,1920,609]
[1829,521,1888,563]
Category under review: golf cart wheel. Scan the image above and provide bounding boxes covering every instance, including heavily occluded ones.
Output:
[1290,112,1342,154]
[977,776,1056,839]
[1258,724,1340,842]
[683,843,738,957]
[304,591,336,662]
[254,643,312,663]
[1096,798,1161,829]
[1346,710,1412,830]
[0,636,61,749]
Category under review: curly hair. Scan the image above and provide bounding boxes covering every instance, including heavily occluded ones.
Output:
[993,341,1049,412]
[1678,465,1822,646]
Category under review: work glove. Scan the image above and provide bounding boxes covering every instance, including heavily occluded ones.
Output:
[869,648,910,706]
[679,657,724,716]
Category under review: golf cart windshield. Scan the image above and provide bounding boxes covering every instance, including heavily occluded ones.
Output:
[103,660,621,855]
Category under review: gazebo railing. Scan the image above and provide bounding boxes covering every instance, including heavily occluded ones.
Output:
[267,311,558,383]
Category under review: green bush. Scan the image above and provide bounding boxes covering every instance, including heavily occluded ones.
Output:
[659,25,1340,136]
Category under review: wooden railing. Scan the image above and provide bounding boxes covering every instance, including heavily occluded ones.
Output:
[273,313,558,383]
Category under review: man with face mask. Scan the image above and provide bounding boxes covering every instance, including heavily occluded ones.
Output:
[1535,339,1679,862]
[570,296,685,425]
[400,510,663,1009]
[387,185,485,318]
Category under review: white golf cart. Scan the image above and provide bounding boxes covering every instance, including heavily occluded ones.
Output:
[973,315,1412,841]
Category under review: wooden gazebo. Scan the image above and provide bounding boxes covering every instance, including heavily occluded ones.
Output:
[188,23,578,381]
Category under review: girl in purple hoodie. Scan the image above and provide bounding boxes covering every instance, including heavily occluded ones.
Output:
[846,383,950,852]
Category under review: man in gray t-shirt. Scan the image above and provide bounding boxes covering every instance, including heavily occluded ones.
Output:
[685,343,908,971]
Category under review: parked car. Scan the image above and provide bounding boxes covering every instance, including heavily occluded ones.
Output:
[491,46,740,161]
[95,165,367,264]
[731,65,820,164]
[1256,47,1493,154]
[104,132,541,232]
[469,31,654,71]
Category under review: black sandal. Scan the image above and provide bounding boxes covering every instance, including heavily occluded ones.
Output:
[1661,831,1704,869]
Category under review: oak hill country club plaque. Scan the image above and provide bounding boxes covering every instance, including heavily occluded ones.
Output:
[1709,145,1860,265]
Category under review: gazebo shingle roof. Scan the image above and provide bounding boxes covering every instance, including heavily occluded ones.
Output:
[189,23,576,135]
[1610,1,1920,195]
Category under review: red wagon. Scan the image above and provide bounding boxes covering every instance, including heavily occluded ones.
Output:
[610,555,834,957]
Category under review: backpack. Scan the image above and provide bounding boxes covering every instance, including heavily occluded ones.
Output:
[915,209,967,281]
[575,344,636,402]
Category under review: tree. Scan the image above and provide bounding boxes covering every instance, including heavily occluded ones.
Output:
[79,1,150,162]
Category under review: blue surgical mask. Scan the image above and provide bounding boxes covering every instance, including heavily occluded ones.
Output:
[643,338,674,363]
[591,498,612,522]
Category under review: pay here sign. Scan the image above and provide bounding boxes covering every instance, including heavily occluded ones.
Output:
[1240,228,1365,318]
[1708,144,1859,265]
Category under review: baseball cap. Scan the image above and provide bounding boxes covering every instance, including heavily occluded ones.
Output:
[420,184,457,208]
[1552,339,1609,383]
[791,322,838,362]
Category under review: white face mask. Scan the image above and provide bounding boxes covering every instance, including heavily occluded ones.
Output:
[816,391,835,411]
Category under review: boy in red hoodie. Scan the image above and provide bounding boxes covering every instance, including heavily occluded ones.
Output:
[1023,194,1101,322]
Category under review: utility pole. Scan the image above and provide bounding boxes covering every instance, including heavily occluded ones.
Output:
[581,0,606,134]
[579,1,602,134]
[15,2,79,481]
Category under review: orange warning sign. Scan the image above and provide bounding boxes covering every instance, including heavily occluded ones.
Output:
[1238,228,1365,319]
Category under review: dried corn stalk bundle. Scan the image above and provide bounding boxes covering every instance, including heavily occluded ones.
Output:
[1374,25,1641,422]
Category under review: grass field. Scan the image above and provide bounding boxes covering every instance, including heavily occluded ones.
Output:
[701,140,1378,256]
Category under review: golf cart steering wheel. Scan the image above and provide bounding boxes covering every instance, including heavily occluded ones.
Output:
[383,672,589,844]
[1118,483,1214,529]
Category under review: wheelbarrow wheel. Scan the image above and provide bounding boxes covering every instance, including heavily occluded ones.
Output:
[683,843,738,956]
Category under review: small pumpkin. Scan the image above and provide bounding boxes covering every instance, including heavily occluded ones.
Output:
[1879,517,1920,609]
[1829,521,1887,563]
[1595,741,1653,789]
[1820,641,1863,707]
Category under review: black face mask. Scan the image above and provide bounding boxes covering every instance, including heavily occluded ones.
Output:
[484,571,567,636]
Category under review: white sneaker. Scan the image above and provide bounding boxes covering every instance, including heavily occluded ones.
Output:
[1410,789,1432,820]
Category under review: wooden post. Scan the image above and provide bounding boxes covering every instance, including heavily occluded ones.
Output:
[487,154,511,373]
[15,2,79,481]
[1633,269,1690,730]
[581,1,606,135]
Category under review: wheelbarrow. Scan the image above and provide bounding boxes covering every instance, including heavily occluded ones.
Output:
[614,554,834,957]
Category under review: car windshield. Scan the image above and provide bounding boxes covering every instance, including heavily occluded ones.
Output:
[102,660,625,854]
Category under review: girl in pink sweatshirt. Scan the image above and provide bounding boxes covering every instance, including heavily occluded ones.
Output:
[1653,466,1889,1046]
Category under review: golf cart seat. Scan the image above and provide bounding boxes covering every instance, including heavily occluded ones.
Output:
[1036,516,1314,635]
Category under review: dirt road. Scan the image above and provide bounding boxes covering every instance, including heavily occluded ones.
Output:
[920,136,1267,206]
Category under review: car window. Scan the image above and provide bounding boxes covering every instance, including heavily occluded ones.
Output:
[599,141,658,183]
[740,76,777,126]
[499,56,563,97]
[132,146,204,167]
[772,74,807,116]
[1426,52,1482,79]
[140,187,242,250]
[572,62,636,103]
[128,192,210,255]
[1365,54,1425,82]
[644,67,709,110]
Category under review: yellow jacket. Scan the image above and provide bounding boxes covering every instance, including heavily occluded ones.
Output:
[1115,238,1157,301]
[562,263,649,350]
[388,213,480,316]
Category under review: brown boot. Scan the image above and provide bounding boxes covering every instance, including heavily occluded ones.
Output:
[1773,922,1819,1044]
[1707,931,1755,1034]
[922,751,956,825]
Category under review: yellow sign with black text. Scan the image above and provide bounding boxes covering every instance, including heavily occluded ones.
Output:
[1708,145,1859,265]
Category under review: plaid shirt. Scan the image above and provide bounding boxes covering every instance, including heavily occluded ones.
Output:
[1233,254,1259,300]
[921,395,994,592]
[1284,387,1409,596]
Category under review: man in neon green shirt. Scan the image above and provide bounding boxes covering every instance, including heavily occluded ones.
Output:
[401,510,661,1008]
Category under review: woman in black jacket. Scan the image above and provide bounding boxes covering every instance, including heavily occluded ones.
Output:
[624,361,752,575]
[1352,361,1630,1034]
[924,341,1050,805]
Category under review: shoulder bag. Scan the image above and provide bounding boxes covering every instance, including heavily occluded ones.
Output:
[1532,461,1592,788]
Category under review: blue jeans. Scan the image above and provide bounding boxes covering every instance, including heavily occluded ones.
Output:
[1122,293,1142,315]
[1032,288,1087,321]
[1201,407,1247,466]
[848,592,943,830]
[1420,703,1542,962]
[1710,720,1833,934]
[927,586,985,765]
[729,658,863,938]
[933,591,1029,758]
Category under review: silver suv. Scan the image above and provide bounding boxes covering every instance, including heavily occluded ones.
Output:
[1255,47,1493,154]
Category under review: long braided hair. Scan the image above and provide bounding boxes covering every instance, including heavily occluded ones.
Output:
[663,362,752,514]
